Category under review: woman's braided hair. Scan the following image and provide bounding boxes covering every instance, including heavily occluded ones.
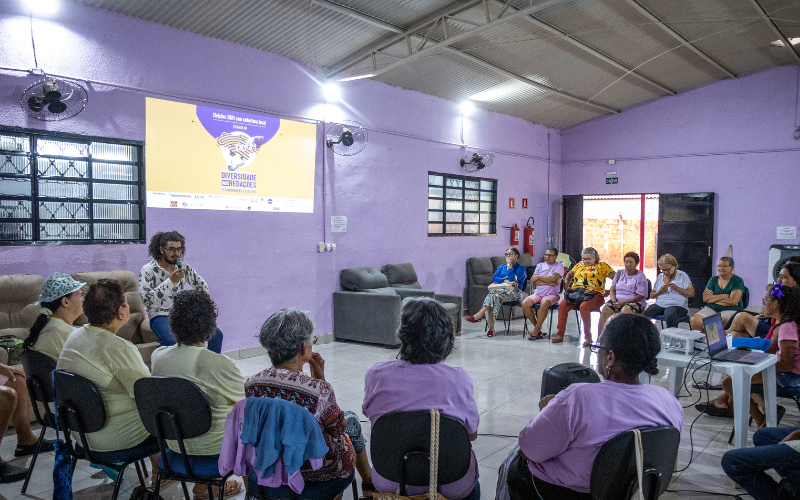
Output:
[602,314,661,377]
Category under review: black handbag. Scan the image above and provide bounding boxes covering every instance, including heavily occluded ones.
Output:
[565,287,596,305]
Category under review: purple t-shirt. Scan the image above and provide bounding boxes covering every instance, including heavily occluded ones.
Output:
[519,381,683,493]
[532,261,566,298]
[363,360,479,500]
[612,270,649,308]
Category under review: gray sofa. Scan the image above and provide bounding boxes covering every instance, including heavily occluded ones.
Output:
[380,263,462,334]
[466,253,534,317]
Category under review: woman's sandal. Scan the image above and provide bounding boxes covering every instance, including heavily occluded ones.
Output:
[528,332,545,341]
[486,330,495,337]
[466,315,482,323]
[551,335,564,343]
[192,479,241,500]
[695,402,734,418]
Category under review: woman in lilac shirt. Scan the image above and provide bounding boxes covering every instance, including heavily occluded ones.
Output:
[363,297,480,500]
[508,315,683,499]
[597,251,649,336]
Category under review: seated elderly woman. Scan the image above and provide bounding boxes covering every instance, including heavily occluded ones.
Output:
[246,309,373,500]
[0,363,55,483]
[508,315,683,500]
[150,290,244,499]
[56,279,159,477]
[725,261,799,339]
[552,247,615,346]
[690,256,745,331]
[23,272,85,360]
[466,247,527,337]
[363,297,480,500]
[597,252,648,335]
[521,248,565,340]
[642,254,695,328]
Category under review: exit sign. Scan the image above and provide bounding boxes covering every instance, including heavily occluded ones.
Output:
[605,177,618,185]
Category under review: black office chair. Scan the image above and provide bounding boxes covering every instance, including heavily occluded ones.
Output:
[53,369,158,500]
[19,350,57,493]
[590,426,680,500]
[370,411,472,496]
[134,377,234,500]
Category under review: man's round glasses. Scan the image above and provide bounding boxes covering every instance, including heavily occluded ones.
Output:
[162,247,183,254]
[589,343,609,354]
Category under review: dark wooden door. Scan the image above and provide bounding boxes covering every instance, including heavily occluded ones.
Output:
[657,193,715,308]
[562,195,584,266]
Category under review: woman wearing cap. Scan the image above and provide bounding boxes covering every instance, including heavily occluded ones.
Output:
[23,273,85,360]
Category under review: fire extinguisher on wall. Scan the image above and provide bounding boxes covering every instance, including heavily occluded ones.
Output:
[523,217,535,256]
[510,224,520,246]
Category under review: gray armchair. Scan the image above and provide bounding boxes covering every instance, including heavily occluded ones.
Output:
[380,263,462,334]
[334,267,404,347]
[466,253,533,317]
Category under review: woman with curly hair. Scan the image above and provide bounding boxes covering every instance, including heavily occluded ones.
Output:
[508,315,683,499]
[363,297,480,500]
[150,290,244,499]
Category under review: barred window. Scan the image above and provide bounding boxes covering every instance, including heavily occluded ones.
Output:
[428,171,496,236]
[0,128,144,245]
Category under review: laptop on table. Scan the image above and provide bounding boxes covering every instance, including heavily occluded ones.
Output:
[702,313,770,365]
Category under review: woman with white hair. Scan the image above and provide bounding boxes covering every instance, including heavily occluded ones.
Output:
[245,309,373,500]
[552,247,614,346]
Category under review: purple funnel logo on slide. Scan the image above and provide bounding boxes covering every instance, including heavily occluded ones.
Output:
[196,106,281,171]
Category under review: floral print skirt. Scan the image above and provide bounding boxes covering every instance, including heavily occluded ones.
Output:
[483,288,523,317]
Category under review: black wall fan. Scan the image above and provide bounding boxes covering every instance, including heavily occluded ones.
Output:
[326,120,367,156]
[460,151,495,172]
[20,78,88,121]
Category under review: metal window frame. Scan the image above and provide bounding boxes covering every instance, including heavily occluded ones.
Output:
[0,126,146,246]
[428,171,496,237]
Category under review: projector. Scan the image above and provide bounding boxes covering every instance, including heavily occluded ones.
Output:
[660,328,705,355]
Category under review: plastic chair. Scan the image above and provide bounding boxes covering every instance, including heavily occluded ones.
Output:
[19,350,58,493]
[53,369,157,500]
[134,377,234,500]
[590,426,680,500]
[370,411,472,496]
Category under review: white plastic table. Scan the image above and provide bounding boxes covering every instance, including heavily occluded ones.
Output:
[640,350,777,448]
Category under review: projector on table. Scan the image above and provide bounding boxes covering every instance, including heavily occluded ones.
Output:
[660,328,705,355]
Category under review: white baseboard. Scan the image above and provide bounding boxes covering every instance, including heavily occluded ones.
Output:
[222,333,334,360]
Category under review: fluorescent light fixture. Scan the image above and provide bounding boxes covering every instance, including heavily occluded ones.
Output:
[459,100,475,115]
[770,37,800,47]
[24,0,59,14]
[324,83,341,102]
[339,74,374,82]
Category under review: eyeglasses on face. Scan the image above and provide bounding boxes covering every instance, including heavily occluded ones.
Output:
[162,246,184,254]
[544,253,557,257]
[505,252,515,257]
[589,343,609,354]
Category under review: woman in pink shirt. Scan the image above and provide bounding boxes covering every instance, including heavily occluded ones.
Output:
[508,315,683,499]
[597,252,649,335]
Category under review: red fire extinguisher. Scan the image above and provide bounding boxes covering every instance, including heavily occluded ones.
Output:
[523,217,535,256]
[510,224,520,246]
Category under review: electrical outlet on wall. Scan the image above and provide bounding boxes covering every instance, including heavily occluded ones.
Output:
[318,242,325,252]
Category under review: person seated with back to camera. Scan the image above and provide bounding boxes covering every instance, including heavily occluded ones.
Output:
[520,248,565,340]
[363,297,480,500]
[507,315,683,500]
[698,284,800,425]
[150,289,244,500]
[246,308,374,500]
[641,254,695,328]
[725,261,799,339]
[23,272,85,361]
[689,256,745,331]
[597,251,648,336]
[465,247,527,337]
[721,284,800,500]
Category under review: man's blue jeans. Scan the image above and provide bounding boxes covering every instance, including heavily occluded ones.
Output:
[150,315,223,354]
[722,427,800,500]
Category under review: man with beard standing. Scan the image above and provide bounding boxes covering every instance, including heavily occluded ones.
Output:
[139,231,224,353]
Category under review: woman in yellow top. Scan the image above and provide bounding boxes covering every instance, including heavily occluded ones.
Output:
[57,279,159,473]
[552,247,615,346]
[23,273,85,360]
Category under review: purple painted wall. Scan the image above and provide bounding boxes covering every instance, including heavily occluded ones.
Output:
[0,2,560,351]
[561,65,800,297]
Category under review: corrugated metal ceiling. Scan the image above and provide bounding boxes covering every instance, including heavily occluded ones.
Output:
[71,0,800,129]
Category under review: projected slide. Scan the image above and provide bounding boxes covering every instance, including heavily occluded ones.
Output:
[146,97,316,213]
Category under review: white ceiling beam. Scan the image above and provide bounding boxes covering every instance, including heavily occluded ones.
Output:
[623,0,737,79]
[501,3,676,95]
[744,0,800,64]
[325,0,570,79]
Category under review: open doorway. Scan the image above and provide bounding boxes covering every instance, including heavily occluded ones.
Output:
[582,194,659,283]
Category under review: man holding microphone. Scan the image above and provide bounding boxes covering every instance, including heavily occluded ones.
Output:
[139,231,224,353]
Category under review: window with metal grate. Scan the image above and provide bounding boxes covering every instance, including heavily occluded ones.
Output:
[428,171,496,236]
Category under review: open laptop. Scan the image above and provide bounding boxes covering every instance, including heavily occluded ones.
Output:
[702,313,770,365]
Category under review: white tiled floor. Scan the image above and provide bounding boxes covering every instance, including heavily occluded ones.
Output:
[1,312,793,499]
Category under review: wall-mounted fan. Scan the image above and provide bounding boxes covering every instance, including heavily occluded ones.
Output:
[326,121,367,156]
[20,78,88,121]
[460,151,495,172]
